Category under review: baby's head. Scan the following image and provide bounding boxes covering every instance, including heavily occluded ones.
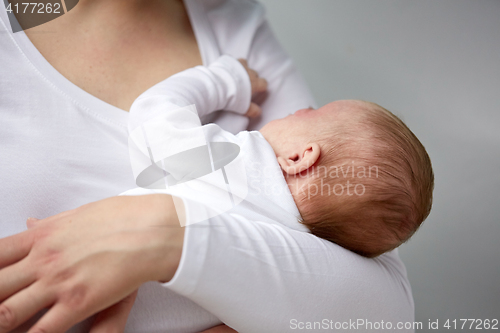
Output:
[260,100,434,257]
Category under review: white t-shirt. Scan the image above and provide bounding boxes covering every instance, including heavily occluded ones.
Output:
[0,0,415,332]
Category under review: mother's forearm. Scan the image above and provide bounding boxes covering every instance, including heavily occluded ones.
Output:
[163,211,414,332]
[153,194,186,283]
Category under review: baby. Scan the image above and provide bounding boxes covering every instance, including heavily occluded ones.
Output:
[263,100,435,257]
[124,55,434,259]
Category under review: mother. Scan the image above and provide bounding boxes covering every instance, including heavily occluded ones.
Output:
[0,0,414,332]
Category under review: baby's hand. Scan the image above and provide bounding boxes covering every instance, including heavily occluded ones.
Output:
[238,59,268,118]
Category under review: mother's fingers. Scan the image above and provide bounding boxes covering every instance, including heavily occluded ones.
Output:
[26,302,81,333]
[0,231,34,268]
[0,259,35,301]
[89,289,138,333]
[0,195,180,332]
[0,282,53,333]
[26,217,40,229]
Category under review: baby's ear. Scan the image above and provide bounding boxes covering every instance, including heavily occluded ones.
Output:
[278,143,320,176]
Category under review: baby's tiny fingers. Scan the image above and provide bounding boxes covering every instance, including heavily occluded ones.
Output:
[237,58,248,68]
[248,68,258,80]
[255,77,268,93]
[245,103,262,118]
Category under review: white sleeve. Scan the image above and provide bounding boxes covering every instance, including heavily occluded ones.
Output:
[128,55,251,133]
[163,214,415,333]
[127,55,250,190]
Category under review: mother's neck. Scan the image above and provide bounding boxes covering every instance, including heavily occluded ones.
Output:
[58,0,189,41]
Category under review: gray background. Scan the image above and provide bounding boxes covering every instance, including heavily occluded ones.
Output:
[260,0,499,331]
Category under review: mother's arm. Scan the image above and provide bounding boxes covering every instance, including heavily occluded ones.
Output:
[0,193,412,333]
[163,211,415,332]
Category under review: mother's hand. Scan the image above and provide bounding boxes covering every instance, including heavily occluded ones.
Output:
[0,195,184,333]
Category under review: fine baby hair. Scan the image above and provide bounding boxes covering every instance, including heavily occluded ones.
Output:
[298,101,434,258]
